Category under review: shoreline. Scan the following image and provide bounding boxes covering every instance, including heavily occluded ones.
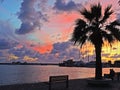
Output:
[0,78,120,90]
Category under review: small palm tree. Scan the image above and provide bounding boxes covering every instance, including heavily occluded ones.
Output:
[71,3,120,79]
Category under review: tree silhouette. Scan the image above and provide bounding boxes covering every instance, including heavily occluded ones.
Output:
[71,3,120,79]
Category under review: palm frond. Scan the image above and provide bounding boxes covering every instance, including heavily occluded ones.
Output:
[111,28,120,41]
[71,27,82,44]
[106,25,120,41]
[80,8,94,21]
[91,3,102,19]
[78,35,87,47]
[110,20,120,26]
[100,5,113,24]
[75,19,86,28]
[71,19,87,45]
[101,31,114,43]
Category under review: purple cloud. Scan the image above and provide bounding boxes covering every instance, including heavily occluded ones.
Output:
[0,39,11,49]
[37,0,48,11]
[0,20,15,39]
[0,40,94,63]
[53,0,81,11]
[110,54,120,58]
[16,0,48,34]
[51,42,72,54]
[50,41,81,60]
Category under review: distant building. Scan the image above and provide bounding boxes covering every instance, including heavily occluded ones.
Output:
[59,59,74,67]
[85,61,96,67]
[102,62,110,67]
[64,59,74,67]
[108,61,112,65]
[114,60,120,67]
[59,59,112,67]
[74,61,85,67]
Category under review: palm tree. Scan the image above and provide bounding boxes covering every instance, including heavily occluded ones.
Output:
[71,3,120,80]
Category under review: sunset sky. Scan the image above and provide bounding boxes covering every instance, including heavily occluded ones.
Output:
[0,0,120,63]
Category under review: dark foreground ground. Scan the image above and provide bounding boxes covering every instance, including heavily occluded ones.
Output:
[0,78,120,90]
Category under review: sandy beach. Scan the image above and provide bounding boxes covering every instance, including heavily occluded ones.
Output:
[0,78,120,90]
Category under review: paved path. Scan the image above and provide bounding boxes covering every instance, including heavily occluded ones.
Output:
[0,78,120,90]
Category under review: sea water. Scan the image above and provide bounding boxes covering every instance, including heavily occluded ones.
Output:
[0,65,119,85]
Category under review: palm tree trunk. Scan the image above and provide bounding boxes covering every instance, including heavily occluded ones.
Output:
[95,44,102,79]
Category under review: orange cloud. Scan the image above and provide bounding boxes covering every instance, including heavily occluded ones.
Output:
[53,12,80,24]
[14,44,23,49]
[43,11,80,43]
[33,44,53,54]
[47,12,80,30]
[8,54,19,61]
[55,53,59,58]
[23,56,38,62]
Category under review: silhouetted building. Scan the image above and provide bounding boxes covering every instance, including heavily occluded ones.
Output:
[74,61,85,67]
[85,61,96,67]
[114,60,120,67]
[59,59,74,67]
[102,62,110,67]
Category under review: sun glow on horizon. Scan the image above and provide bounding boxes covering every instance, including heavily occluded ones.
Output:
[78,41,120,63]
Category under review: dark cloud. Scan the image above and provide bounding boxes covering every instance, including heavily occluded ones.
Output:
[53,0,81,11]
[102,53,110,56]
[16,0,48,34]
[110,54,120,58]
[50,41,80,60]
[9,45,35,57]
[51,42,72,54]
[37,0,48,11]
[0,39,11,49]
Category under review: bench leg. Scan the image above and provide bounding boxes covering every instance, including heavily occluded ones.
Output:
[49,82,51,90]
[117,75,119,81]
[66,80,68,88]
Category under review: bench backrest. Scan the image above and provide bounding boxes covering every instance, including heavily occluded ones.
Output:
[49,75,69,90]
[49,75,68,83]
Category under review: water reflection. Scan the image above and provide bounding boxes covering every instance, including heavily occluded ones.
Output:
[0,65,120,85]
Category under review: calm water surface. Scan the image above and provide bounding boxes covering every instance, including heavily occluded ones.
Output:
[0,65,120,85]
